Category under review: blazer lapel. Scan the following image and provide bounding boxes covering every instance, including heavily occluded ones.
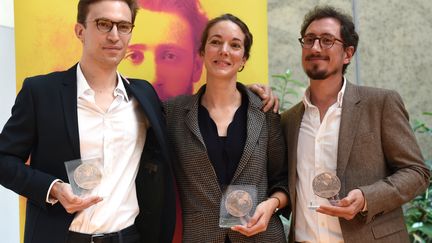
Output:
[184,88,206,147]
[183,87,222,192]
[60,64,80,158]
[231,88,265,183]
[336,82,361,183]
[287,102,304,213]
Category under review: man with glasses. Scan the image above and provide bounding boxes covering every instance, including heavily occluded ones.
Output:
[281,5,429,243]
[0,0,175,242]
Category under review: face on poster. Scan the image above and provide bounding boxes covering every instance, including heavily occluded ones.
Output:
[15,0,268,100]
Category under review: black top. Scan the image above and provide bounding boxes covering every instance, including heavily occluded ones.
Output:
[198,90,248,187]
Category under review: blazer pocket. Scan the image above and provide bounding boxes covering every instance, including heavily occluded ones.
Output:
[371,213,405,239]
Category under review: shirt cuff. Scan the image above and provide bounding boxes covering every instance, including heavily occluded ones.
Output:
[359,196,368,217]
[46,179,63,205]
[358,189,368,217]
[362,198,368,212]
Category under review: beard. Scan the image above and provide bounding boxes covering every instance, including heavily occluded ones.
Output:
[303,54,342,80]
[305,63,339,80]
[305,64,328,80]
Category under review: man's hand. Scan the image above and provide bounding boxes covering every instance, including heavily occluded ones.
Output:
[230,197,278,237]
[248,84,279,113]
[50,181,102,214]
[316,189,365,220]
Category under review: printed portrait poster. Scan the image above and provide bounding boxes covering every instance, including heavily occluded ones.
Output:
[14,0,267,241]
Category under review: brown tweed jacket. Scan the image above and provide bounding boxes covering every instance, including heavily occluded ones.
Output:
[164,83,288,243]
[281,81,430,243]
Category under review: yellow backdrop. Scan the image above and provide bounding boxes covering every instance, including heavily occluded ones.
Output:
[14,0,267,241]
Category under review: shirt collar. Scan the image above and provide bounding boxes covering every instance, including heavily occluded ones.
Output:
[302,77,347,108]
[76,63,130,102]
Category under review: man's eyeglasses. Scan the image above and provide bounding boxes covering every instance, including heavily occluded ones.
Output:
[298,34,345,49]
[90,18,134,35]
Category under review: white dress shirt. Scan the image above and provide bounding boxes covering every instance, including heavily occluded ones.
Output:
[68,64,149,234]
[295,79,347,243]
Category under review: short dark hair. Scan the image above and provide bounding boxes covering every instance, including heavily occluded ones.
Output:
[77,0,139,25]
[301,5,359,74]
[199,13,253,61]
[138,0,208,56]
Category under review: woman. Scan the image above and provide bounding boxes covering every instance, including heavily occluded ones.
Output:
[165,14,288,242]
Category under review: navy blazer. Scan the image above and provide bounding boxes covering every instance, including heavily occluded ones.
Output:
[0,64,175,243]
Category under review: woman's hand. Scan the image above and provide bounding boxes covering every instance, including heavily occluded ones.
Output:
[230,197,279,237]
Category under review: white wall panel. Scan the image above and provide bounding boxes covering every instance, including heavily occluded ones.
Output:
[0,3,19,240]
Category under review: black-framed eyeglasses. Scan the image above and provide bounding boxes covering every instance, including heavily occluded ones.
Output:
[298,34,345,49]
[90,18,134,35]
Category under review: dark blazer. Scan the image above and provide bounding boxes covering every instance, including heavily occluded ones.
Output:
[0,64,175,243]
[164,84,289,243]
[281,81,430,243]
